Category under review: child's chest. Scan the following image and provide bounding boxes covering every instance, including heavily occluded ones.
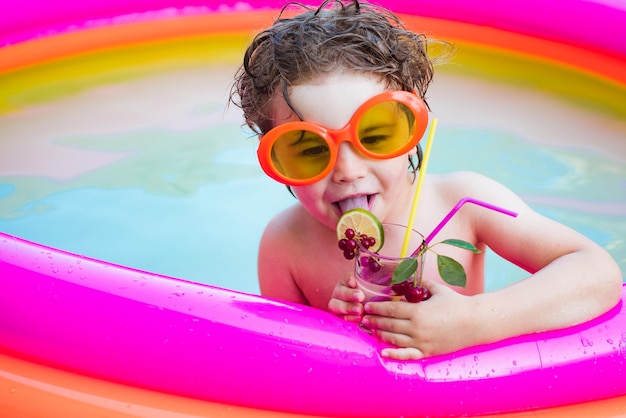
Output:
[294,244,354,310]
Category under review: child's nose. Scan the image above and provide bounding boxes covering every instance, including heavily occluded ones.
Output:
[331,142,368,183]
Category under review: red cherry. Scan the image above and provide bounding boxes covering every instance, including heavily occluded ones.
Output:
[404,285,431,303]
[404,286,425,303]
[345,239,357,251]
[391,280,411,296]
[368,258,382,272]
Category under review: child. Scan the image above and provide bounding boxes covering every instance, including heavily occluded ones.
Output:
[230,0,622,359]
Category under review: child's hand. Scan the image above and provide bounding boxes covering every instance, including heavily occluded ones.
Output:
[361,281,475,360]
[328,274,365,323]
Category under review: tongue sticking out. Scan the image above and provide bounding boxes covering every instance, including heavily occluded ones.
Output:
[338,196,369,214]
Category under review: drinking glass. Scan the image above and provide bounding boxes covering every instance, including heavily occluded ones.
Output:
[354,223,424,303]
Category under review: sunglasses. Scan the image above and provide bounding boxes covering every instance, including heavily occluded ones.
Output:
[257,90,429,186]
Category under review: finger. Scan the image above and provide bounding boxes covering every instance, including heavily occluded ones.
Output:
[328,297,364,316]
[380,346,424,360]
[341,285,365,303]
[373,326,417,347]
[362,314,409,335]
[338,313,364,324]
[363,300,411,319]
[341,273,359,289]
[333,276,364,302]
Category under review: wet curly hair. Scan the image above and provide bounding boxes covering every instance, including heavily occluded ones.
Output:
[230,0,449,178]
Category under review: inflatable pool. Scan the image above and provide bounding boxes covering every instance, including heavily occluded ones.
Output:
[1,0,625,416]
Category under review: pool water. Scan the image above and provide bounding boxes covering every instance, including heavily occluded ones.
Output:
[0,49,624,294]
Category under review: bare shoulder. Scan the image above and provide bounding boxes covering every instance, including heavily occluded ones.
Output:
[427,171,528,216]
[432,171,520,198]
[263,204,306,240]
[259,204,310,268]
[258,204,314,304]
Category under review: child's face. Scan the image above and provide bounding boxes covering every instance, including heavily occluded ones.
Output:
[270,72,417,230]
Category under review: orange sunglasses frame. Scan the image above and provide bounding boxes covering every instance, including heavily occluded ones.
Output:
[257,90,429,186]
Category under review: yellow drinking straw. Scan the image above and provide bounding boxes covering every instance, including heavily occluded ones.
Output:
[400,118,438,257]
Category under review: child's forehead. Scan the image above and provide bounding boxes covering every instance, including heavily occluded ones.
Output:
[272,72,386,127]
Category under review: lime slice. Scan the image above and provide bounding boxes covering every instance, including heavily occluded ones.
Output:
[336,208,384,252]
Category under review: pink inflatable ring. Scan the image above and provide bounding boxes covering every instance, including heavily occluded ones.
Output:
[1,1,625,416]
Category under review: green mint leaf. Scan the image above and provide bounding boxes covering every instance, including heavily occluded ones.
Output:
[440,239,481,253]
[391,258,418,285]
[437,255,467,287]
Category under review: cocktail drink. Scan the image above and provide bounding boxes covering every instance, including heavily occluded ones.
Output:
[337,199,516,304]
[354,223,424,303]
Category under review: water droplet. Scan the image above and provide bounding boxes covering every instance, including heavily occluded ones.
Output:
[580,336,593,347]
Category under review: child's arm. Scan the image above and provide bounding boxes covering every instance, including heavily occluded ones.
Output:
[360,172,623,359]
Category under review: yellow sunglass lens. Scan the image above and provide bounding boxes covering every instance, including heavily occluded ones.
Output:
[357,101,416,156]
[270,130,331,180]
